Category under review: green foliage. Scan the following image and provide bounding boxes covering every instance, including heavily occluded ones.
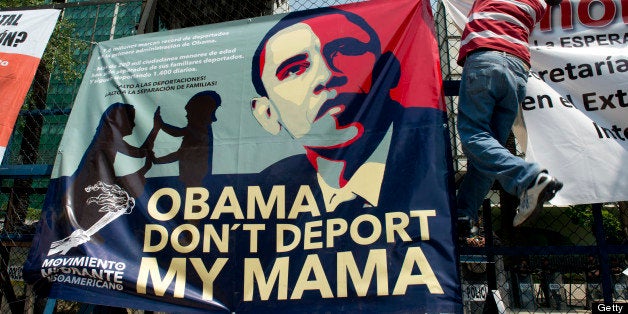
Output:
[0,205,40,222]
[1,0,89,83]
[43,19,90,83]
[566,204,623,244]
[0,0,43,8]
[26,207,41,221]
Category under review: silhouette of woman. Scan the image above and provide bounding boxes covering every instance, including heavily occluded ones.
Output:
[63,103,158,236]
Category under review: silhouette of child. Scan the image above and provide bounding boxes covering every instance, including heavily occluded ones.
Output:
[153,90,221,187]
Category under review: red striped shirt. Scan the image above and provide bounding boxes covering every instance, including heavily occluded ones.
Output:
[457,0,547,67]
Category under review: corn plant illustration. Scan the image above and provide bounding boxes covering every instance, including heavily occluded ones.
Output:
[48,181,135,255]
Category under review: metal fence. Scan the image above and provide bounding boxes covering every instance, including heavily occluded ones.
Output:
[0,0,625,313]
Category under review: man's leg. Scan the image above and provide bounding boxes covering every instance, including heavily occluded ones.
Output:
[492,54,562,226]
[456,51,548,228]
[456,52,525,214]
[456,161,492,243]
[456,51,503,238]
[456,162,493,221]
[490,53,540,196]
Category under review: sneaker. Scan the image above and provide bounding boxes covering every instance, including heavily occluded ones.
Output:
[457,216,479,241]
[466,235,485,247]
[513,171,563,227]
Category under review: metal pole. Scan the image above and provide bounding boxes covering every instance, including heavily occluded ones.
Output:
[592,203,613,304]
[137,0,157,34]
[483,199,499,313]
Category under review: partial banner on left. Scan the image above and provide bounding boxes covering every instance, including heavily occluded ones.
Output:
[0,9,60,164]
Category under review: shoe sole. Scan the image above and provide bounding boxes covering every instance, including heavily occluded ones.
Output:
[513,179,563,227]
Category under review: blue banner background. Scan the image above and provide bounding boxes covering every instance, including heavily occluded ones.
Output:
[24,0,462,312]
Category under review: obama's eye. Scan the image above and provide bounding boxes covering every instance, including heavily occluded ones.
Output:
[276,54,310,81]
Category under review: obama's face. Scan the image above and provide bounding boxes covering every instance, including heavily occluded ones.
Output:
[257,13,379,148]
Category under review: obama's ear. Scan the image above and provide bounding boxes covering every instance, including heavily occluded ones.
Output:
[251,97,281,135]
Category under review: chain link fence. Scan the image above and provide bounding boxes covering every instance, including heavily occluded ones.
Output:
[0,0,625,313]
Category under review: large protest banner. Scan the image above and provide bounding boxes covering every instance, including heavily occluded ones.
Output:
[442,0,627,205]
[0,9,59,164]
[23,0,461,312]
[524,0,627,205]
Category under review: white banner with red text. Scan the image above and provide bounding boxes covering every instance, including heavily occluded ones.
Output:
[0,9,60,164]
[441,0,627,205]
